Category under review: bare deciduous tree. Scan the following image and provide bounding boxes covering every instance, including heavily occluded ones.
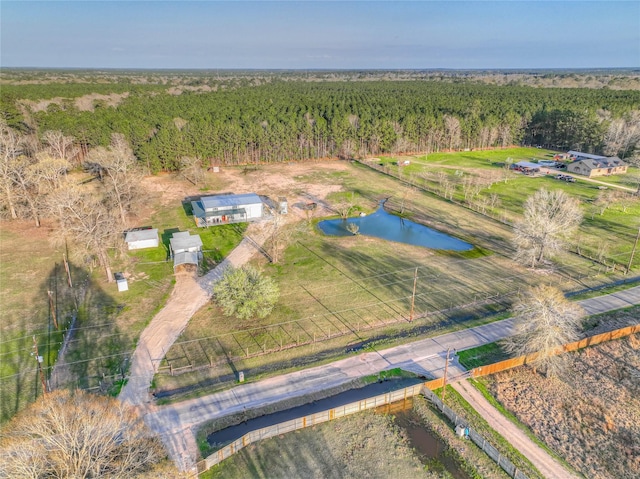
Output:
[30,152,71,192]
[334,192,357,219]
[444,114,462,151]
[178,156,205,186]
[42,129,79,164]
[47,185,119,282]
[346,222,360,235]
[594,189,617,215]
[0,119,23,219]
[0,389,166,479]
[85,133,141,227]
[9,155,42,227]
[513,188,583,268]
[604,112,640,160]
[502,285,584,376]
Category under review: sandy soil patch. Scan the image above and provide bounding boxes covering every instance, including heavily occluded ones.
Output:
[21,92,129,113]
[141,161,348,215]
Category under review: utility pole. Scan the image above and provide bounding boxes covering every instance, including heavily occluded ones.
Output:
[626,227,640,275]
[441,347,451,402]
[409,267,418,322]
[63,253,73,288]
[32,335,47,395]
[47,290,58,329]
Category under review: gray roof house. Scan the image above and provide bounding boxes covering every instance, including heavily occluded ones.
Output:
[192,193,263,227]
[169,231,203,268]
[567,151,607,161]
[567,157,627,178]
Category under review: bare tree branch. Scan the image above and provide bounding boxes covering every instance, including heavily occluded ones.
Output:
[0,390,166,478]
[513,188,583,268]
[502,285,584,376]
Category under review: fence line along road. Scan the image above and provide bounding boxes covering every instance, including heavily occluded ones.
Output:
[146,285,640,472]
[195,383,529,479]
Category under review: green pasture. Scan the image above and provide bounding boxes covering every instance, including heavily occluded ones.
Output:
[372,149,640,269]
[155,156,636,401]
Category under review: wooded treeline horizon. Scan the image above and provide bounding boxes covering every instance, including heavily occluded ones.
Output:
[3,79,640,172]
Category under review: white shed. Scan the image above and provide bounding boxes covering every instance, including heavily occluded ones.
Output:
[125,229,159,250]
[192,193,263,227]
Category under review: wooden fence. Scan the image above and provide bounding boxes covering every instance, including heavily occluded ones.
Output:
[195,323,639,476]
[471,323,640,378]
[197,383,424,473]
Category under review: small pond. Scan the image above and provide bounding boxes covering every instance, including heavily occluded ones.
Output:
[317,201,473,251]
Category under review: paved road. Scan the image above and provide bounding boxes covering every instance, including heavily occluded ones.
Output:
[146,285,640,471]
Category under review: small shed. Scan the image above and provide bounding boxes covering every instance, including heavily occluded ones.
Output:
[115,273,128,292]
[125,229,159,250]
[169,231,203,269]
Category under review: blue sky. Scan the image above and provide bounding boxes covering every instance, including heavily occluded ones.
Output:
[1,1,639,69]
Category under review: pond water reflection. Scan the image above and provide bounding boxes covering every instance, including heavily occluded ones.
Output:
[317,202,472,251]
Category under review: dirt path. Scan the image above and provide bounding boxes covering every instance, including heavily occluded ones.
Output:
[451,381,580,479]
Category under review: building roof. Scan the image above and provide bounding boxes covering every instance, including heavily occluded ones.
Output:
[169,231,203,252]
[201,193,262,210]
[568,151,606,160]
[124,228,158,243]
[515,161,541,169]
[173,251,200,268]
[571,157,626,170]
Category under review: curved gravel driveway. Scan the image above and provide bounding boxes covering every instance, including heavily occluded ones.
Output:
[119,222,269,408]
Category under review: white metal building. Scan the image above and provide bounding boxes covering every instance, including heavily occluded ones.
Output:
[124,229,159,250]
[192,193,263,227]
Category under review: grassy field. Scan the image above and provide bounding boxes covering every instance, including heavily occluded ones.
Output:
[155,153,632,400]
[371,148,640,269]
[3,147,637,423]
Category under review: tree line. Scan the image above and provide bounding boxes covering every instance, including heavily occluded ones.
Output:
[3,80,639,172]
[0,120,141,282]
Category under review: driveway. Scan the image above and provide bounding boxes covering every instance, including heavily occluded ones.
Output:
[119,222,270,408]
[452,381,581,479]
[146,285,640,471]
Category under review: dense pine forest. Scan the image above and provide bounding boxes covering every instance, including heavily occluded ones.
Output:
[2,72,640,171]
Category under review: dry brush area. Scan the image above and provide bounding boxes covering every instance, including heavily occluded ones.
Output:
[486,333,640,479]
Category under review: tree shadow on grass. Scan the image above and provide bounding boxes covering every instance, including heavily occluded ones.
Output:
[1,259,131,425]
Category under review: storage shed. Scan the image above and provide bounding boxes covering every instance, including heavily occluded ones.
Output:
[124,229,159,250]
[169,231,203,269]
[191,193,263,227]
